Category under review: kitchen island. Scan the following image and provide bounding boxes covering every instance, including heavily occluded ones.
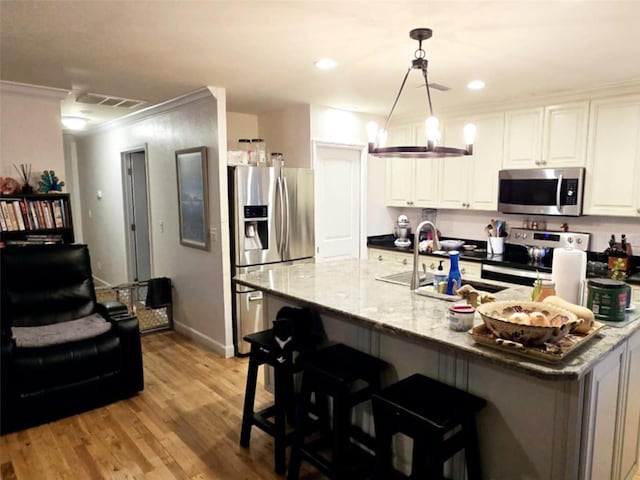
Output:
[235,259,640,480]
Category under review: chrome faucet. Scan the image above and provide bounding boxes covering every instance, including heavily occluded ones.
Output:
[411,220,441,290]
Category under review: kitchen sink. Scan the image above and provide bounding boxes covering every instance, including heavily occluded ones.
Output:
[376,270,434,287]
[414,278,509,301]
[460,280,508,294]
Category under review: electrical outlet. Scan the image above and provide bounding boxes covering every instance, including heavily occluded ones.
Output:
[210,227,217,242]
[97,261,102,271]
[88,209,92,219]
[160,221,165,233]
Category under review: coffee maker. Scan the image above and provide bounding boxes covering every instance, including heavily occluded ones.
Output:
[393,215,412,248]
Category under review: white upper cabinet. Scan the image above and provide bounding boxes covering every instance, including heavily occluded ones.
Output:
[503,107,543,168]
[584,95,640,217]
[439,113,504,210]
[503,102,589,168]
[385,123,439,207]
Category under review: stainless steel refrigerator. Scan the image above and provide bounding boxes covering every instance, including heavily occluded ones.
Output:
[229,164,315,355]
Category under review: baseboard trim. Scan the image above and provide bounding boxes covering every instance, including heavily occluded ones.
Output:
[173,320,234,358]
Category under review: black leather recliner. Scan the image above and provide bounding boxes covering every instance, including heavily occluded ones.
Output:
[1,244,144,433]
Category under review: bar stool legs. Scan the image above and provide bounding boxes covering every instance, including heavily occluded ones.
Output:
[372,373,486,480]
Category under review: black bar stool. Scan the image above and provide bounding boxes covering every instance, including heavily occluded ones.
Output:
[287,343,388,480]
[372,373,486,480]
[240,307,323,474]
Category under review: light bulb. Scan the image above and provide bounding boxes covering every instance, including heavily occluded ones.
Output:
[366,121,379,144]
[464,123,476,145]
[426,116,440,144]
[378,129,388,148]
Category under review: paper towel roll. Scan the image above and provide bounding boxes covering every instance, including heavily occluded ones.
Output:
[551,247,587,305]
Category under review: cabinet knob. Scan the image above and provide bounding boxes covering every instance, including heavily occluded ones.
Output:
[402,258,408,265]
[637,208,640,214]
[461,268,466,275]
[430,263,436,270]
[378,255,383,261]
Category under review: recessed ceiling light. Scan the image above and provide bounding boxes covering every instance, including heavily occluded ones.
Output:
[61,116,88,130]
[314,58,337,70]
[467,80,485,90]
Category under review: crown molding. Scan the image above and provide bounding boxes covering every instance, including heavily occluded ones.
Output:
[82,87,221,136]
[0,80,69,100]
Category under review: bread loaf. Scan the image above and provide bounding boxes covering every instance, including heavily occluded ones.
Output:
[542,295,594,333]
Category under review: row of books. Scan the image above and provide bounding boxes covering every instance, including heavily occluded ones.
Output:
[0,198,69,232]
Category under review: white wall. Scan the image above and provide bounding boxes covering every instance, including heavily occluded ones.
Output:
[0,81,68,184]
[258,104,311,167]
[74,87,234,357]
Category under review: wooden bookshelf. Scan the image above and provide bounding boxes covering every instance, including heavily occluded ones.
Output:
[0,193,74,245]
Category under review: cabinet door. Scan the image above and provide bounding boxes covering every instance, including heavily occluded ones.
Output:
[584,95,640,216]
[439,117,471,209]
[619,330,640,480]
[542,101,589,167]
[413,157,439,207]
[440,113,504,210]
[385,125,416,206]
[385,158,415,206]
[412,122,439,207]
[503,107,544,168]
[583,343,626,480]
[466,113,505,210]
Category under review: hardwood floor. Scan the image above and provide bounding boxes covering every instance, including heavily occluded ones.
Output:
[1,331,639,479]
[0,331,323,480]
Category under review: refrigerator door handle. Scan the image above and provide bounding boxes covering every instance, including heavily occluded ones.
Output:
[275,176,284,255]
[283,176,290,254]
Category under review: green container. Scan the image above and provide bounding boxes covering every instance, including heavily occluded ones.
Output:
[586,279,628,322]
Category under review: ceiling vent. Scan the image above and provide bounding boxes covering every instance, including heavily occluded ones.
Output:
[75,92,145,109]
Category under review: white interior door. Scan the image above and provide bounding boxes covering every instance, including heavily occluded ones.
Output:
[314,143,363,262]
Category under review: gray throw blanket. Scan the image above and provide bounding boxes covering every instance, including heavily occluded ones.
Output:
[11,313,112,348]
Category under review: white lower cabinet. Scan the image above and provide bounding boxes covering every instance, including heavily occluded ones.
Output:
[618,330,640,480]
[582,329,640,480]
[367,247,412,267]
[584,95,640,217]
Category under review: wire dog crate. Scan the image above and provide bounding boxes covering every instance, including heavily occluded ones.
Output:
[96,277,172,333]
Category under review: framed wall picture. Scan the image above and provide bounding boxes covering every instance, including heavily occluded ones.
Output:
[175,147,210,250]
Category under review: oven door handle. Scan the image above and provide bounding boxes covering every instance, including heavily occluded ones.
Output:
[556,174,563,212]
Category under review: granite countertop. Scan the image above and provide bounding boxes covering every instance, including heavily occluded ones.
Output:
[234,259,640,381]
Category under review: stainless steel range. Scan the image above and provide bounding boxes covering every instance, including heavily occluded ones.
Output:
[481,228,590,286]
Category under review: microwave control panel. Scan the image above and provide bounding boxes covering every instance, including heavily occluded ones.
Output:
[562,178,579,205]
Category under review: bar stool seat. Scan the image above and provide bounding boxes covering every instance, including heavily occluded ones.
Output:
[372,373,486,480]
[287,343,388,480]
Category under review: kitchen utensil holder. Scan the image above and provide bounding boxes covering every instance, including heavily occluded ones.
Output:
[488,237,505,255]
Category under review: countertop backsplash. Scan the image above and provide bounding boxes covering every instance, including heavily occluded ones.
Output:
[381,207,639,255]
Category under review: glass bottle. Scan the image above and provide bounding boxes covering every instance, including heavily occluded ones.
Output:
[238,139,252,165]
[534,280,556,301]
[446,250,462,296]
[252,139,267,165]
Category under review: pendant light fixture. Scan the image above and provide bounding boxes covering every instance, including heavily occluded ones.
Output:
[367,28,475,158]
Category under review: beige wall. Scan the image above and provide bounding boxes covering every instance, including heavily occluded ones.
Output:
[227,112,258,147]
[74,87,233,357]
[258,104,311,167]
[0,81,68,186]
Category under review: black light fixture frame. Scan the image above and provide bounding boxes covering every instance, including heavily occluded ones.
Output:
[368,28,473,158]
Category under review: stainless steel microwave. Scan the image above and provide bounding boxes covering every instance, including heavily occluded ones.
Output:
[498,167,585,216]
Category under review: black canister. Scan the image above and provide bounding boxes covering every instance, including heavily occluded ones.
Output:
[586,279,628,322]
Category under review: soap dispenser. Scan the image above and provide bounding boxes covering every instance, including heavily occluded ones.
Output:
[433,260,447,293]
[446,251,462,296]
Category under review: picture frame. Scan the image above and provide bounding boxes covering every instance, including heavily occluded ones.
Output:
[175,147,210,250]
